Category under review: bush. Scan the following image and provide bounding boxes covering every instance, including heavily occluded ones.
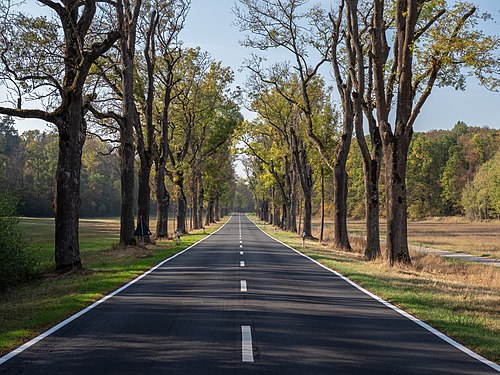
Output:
[0,192,35,290]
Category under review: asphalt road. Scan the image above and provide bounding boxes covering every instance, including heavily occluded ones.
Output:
[1,213,498,374]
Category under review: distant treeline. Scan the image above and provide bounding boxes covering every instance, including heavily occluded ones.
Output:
[347,122,499,220]
[1,116,120,217]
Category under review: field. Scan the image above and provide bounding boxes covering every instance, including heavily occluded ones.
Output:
[0,216,227,355]
[254,215,500,363]
[311,217,500,259]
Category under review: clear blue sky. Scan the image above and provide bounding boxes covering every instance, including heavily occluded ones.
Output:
[7,0,500,133]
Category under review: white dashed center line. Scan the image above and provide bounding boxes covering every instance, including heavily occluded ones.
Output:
[241,326,254,362]
[240,251,243,255]
[240,261,245,267]
[240,280,247,292]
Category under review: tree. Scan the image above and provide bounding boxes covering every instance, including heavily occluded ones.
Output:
[369,0,498,265]
[0,1,120,270]
[137,0,189,239]
[0,116,22,191]
[152,1,189,238]
[343,0,383,259]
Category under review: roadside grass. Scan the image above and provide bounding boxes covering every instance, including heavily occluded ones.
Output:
[311,217,500,259]
[251,215,500,363]
[0,217,228,356]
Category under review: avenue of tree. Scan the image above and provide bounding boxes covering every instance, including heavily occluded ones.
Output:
[235,0,498,264]
[0,0,242,272]
[0,0,498,280]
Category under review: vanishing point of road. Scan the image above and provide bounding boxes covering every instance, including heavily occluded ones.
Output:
[1,213,498,374]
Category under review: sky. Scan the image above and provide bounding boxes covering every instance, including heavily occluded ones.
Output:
[5,0,500,135]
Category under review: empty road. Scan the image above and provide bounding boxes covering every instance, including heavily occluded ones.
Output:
[1,213,498,374]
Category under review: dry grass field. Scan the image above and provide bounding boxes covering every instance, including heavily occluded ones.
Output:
[311,217,500,259]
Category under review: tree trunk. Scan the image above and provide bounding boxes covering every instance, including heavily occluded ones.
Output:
[205,199,213,226]
[198,177,204,228]
[191,177,199,229]
[119,120,136,246]
[289,166,298,233]
[176,189,187,234]
[155,160,169,238]
[137,159,152,242]
[363,153,382,260]
[320,167,325,242]
[385,138,411,265]
[118,9,139,247]
[333,131,352,251]
[214,193,220,221]
[54,101,84,271]
[299,151,313,238]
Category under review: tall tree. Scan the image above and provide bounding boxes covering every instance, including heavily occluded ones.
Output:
[370,0,498,264]
[0,1,119,270]
[344,0,382,259]
[153,0,189,238]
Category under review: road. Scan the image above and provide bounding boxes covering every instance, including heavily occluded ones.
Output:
[1,213,498,374]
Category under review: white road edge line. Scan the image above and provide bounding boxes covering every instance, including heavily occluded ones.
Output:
[241,280,247,292]
[246,214,500,373]
[241,325,254,362]
[240,261,245,267]
[0,215,234,366]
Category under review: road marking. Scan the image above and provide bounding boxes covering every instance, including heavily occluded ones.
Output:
[240,261,245,267]
[247,214,500,373]
[241,325,254,362]
[240,244,243,248]
[240,251,244,255]
[241,280,247,292]
[0,217,236,366]
[239,240,242,244]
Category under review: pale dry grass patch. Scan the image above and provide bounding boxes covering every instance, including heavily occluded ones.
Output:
[312,217,500,258]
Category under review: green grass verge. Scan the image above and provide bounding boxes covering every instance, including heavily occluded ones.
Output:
[0,217,228,355]
[250,215,500,364]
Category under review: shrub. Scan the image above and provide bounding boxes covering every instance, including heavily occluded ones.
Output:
[0,192,35,290]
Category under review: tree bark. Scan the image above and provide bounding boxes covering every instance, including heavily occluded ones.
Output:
[191,182,198,229]
[176,188,187,233]
[155,160,169,238]
[364,159,381,259]
[137,157,152,242]
[198,175,204,228]
[385,138,411,265]
[215,192,220,222]
[119,122,136,245]
[333,154,351,250]
[54,98,85,271]
[319,167,325,242]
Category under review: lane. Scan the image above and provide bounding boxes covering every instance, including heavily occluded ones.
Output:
[1,213,497,374]
[1,217,244,375]
[237,213,498,374]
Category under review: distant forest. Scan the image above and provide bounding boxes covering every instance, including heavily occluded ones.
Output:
[347,121,499,220]
[1,116,497,220]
